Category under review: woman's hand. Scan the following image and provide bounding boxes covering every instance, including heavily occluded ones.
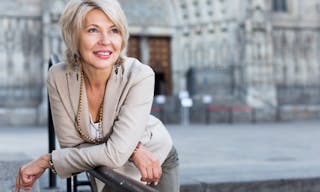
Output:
[15,154,51,192]
[130,144,162,186]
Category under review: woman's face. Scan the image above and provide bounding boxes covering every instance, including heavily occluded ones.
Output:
[79,9,123,71]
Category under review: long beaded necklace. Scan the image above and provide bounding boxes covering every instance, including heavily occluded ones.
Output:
[76,71,104,144]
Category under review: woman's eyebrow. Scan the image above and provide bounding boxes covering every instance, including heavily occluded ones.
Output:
[84,23,116,29]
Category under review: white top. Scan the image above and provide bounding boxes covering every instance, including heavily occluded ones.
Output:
[89,115,102,140]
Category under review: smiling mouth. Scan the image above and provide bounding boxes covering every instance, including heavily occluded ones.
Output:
[94,51,112,56]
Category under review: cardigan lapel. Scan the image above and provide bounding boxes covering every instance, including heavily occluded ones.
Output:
[67,70,91,141]
[102,64,127,137]
[80,80,91,138]
[66,71,80,121]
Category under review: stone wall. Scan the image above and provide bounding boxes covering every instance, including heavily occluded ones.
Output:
[0,0,44,126]
[1,0,320,125]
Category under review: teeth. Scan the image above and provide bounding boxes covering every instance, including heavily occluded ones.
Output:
[96,52,111,56]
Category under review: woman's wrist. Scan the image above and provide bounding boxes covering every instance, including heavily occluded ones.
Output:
[41,153,57,174]
[48,153,57,174]
[39,154,51,168]
[129,142,142,162]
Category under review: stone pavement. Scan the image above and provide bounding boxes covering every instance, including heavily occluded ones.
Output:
[0,120,320,192]
[170,121,320,192]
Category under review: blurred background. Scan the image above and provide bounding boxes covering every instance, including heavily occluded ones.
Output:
[1,1,320,191]
[0,0,319,126]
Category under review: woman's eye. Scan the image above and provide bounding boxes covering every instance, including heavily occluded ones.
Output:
[88,28,97,33]
[111,28,119,34]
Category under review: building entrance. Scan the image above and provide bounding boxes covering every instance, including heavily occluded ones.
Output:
[127,36,172,95]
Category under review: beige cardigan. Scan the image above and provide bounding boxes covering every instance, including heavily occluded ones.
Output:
[48,57,172,180]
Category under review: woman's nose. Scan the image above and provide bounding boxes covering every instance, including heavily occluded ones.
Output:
[99,33,111,45]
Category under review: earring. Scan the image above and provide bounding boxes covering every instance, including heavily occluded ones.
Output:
[115,59,120,75]
[73,54,79,80]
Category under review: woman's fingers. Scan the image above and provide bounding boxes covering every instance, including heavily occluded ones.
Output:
[141,160,162,185]
[151,160,162,185]
[152,167,160,185]
[131,145,163,185]
[16,175,33,192]
[16,164,39,190]
[146,163,154,184]
[140,166,155,184]
[20,167,34,184]
[139,166,148,182]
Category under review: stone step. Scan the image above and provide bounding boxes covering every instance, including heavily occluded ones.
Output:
[36,177,320,192]
[180,177,320,192]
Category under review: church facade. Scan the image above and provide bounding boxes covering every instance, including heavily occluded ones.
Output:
[0,0,319,125]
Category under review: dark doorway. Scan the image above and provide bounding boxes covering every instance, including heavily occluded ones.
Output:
[127,36,172,95]
[148,37,172,95]
[154,73,165,95]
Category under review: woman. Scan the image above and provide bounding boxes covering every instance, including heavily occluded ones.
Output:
[15,0,179,191]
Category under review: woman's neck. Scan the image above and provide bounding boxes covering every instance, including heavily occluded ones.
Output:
[82,65,112,90]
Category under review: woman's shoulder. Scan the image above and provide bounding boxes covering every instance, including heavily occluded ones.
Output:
[47,62,70,84]
[48,62,69,75]
[123,57,154,79]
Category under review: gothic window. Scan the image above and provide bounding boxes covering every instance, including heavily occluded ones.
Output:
[181,2,187,9]
[272,0,288,12]
[193,1,198,6]
[183,14,189,19]
[206,0,213,17]
[180,1,188,20]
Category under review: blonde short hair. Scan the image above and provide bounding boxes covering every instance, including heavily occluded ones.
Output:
[60,0,129,67]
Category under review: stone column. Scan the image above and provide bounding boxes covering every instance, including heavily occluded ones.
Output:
[140,37,150,65]
[0,0,45,126]
[243,0,277,111]
[38,0,65,125]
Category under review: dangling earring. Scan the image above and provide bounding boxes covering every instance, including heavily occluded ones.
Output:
[73,54,79,80]
[115,59,120,75]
